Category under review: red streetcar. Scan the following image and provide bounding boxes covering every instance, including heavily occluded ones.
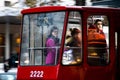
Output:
[17,6,120,80]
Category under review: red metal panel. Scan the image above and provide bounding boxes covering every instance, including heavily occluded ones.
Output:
[21,6,67,14]
[17,65,59,80]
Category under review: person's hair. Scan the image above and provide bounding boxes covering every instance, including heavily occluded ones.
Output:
[70,28,80,36]
[94,19,103,25]
[49,26,58,36]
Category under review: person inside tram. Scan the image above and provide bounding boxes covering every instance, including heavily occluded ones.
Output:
[45,26,59,65]
[94,19,105,38]
[88,23,107,65]
[88,19,106,44]
[67,28,82,47]
[66,28,82,64]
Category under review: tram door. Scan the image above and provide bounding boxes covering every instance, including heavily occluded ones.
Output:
[116,32,120,80]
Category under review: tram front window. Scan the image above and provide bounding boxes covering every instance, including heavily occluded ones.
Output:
[20,12,65,66]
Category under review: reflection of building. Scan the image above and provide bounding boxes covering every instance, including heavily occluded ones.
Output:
[0,22,21,62]
[92,0,120,7]
[0,0,21,63]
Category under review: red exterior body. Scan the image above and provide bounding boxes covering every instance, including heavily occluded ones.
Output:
[17,65,59,80]
[17,64,115,80]
[17,6,120,80]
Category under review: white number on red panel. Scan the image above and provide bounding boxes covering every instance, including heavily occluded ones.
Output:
[30,71,44,78]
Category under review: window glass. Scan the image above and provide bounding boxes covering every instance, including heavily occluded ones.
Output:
[20,12,65,66]
[87,15,109,66]
[20,15,30,65]
[62,11,82,65]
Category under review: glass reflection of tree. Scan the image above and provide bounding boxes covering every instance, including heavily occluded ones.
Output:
[37,13,53,64]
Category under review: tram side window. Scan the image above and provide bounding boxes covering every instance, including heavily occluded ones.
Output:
[87,15,109,66]
[20,12,65,66]
[62,11,82,65]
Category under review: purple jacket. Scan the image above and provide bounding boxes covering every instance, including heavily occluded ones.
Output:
[45,38,56,65]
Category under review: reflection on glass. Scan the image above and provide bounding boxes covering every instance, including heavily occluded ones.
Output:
[20,12,65,66]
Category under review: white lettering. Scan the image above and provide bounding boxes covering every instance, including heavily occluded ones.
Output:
[30,71,44,78]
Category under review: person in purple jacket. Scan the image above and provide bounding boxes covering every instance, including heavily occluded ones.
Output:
[45,26,59,65]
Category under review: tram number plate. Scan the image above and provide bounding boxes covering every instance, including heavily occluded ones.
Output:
[30,71,44,78]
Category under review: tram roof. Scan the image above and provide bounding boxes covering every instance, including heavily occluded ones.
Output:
[21,6,120,14]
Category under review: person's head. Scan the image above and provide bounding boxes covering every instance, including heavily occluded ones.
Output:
[94,19,103,30]
[70,28,81,43]
[50,26,58,37]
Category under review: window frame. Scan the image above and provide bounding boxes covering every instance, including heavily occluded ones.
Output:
[87,15,110,66]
